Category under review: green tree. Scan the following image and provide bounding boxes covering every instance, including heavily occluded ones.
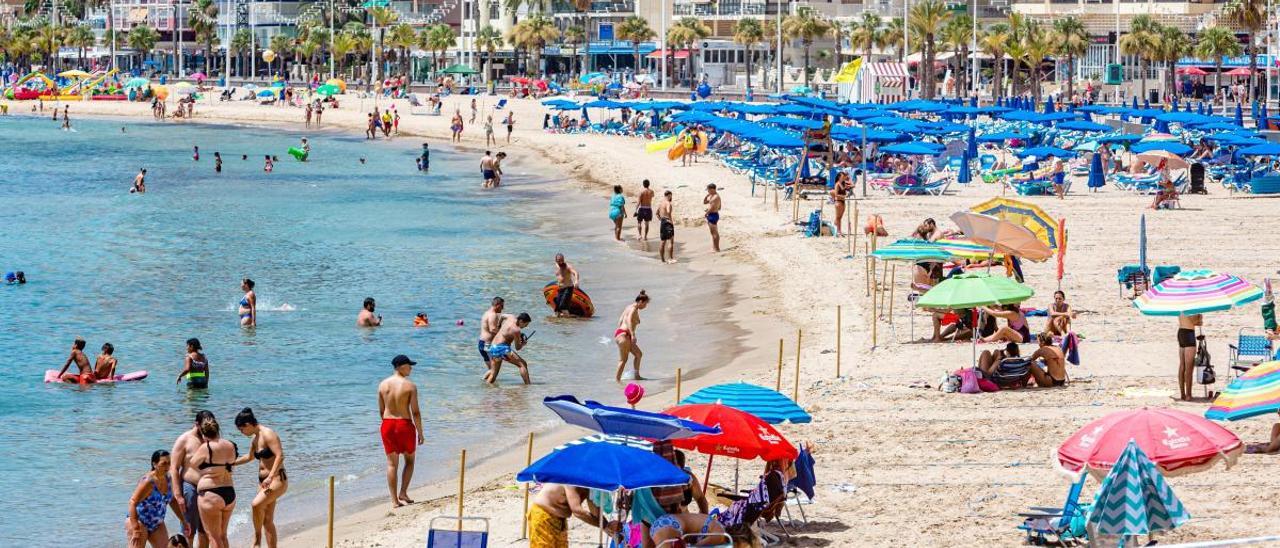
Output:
[561,26,585,79]
[387,23,416,77]
[475,25,504,83]
[733,18,765,94]
[230,28,252,78]
[66,24,95,69]
[1118,14,1161,102]
[980,23,1009,99]
[1052,16,1089,101]
[1195,25,1242,105]
[367,6,399,81]
[1020,21,1054,105]
[34,24,66,72]
[942,14,973,98]
[1221,0,1266,103]
[187,0,219,73]
[849,12,883,62]
[616,15,654,80]
[332,31,359,77]
[782,6,832,90]
[1156,25,1190,100]
[906,0,950,99]
[426,24,457,73]
[127,25,160,68]
[668,18,709,85]
[268,33,292,77]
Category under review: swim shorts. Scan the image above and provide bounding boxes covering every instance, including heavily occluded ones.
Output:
[182,481,204,536]
[554,286,575,312]
[635,206,653,222]
[483,169,495,180]
[705,212,720,225]
[380,418,417,455]
[1177,328,1196,348]
[660,219,675,241]
[477,340,490,365]
[489,343,513,360]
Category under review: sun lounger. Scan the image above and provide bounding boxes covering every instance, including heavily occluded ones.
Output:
[1229,328,1274,379]
[891,173,952,196]
[426,516,489,548]
[1017,475,1089,546]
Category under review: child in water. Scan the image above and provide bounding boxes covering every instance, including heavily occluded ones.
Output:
[414,313,430,327]
[214,152,222,173]
[264,155,273,172]
[192,146,199,161]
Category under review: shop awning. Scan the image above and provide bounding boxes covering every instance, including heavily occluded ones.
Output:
[867,62,909,87]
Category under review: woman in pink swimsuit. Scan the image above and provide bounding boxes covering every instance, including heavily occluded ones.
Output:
[614,290,650,382]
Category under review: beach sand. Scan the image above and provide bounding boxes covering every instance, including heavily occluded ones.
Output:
[41,94,1280,546]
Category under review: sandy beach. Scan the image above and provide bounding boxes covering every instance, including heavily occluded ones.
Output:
[37,93,1280,546]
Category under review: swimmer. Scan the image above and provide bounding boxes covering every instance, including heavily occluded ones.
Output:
[214,152,222,173]
[264,155,273,173]
[131,168,147,194]
[238,278,256,327]
[6,271,27,284]
[419,143,430,172]
[359,157,367,165]
[413,313,430,327]
[300,138,310,161]
[480,151,496,188]
[358,297,382,327]
[478,297,508,370]
[56,337,94,383]
[176,338,209,389]
[62,115,71,130]
[94,343,118,381]
[485,312,532,385]
[493,152,507,187]
[193,146,200,161]
[242,154,248,161]
[614,291,650,382]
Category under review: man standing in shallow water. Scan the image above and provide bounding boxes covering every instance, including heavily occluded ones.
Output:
[552,254,580,318]
[703,183,721,252]
[171,410,215,547]
[635,180,654,240]
[657,190,676,264]
[480,151,496,188]
[378,354,424,508]
[478,297,508,369]
[357,297,382,327]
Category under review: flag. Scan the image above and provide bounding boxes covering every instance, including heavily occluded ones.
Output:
[833,58,864,84]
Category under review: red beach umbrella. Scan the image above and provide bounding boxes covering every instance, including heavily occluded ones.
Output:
[1058,408,1242,479]
[663,403,798,461]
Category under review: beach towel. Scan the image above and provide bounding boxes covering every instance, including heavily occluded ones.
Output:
[789,446,816,500]
[1263,294,1276,332]
[528,504,569,548]
[1059,332,1080,366]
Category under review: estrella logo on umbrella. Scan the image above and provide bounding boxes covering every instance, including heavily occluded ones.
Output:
[1160,426,1191,450]
[1078,425,1105,448]
[756,425,783,445]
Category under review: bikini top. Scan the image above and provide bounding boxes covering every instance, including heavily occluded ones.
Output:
[240,296,250,307]
[197,440,238,471]
[254,445,275,460]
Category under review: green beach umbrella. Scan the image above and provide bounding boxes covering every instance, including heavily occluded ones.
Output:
[869,239,954,262]
[915,272,1034,310]
[1088,440,1190,539]
[438,63,480,75]
[124,77,150,88]
[315,84,340,97]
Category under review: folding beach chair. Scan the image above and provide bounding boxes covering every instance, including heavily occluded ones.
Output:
[1017,475,1089,546]
[1229,328,1274,379]
[493,98,508,110]
[426,516,489,548]
[783,445,816,527]
[1116,265,1149,300]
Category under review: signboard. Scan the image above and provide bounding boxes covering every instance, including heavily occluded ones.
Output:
[598,22,614,41]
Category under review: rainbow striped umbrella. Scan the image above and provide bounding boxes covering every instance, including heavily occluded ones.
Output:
[869,239,954,262]
[1206,361,1280,421]
[934,237,1002,260]
[1134,270,1263,316]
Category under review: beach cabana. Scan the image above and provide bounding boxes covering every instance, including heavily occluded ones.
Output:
[857,62,909,103]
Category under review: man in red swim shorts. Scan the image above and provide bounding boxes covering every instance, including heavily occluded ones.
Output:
[378,354,424,508]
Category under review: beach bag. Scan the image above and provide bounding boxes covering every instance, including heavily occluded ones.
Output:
[958,368,981,394]
[940,373,961,393]
[1197,338,1216,385]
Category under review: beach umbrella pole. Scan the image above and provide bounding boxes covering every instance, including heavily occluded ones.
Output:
[702,454,716,496]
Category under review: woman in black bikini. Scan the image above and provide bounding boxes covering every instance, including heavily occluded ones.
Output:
[233,408,288,548]
[193,416,237,548]
[830,171,853,233]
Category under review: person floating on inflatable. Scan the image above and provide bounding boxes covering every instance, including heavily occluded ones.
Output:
[56,337,95,384]
[288,138,310,162]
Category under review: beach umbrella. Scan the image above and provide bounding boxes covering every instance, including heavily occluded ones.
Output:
[1088,440,1191,538]
[1088,151,1105,189]
[1238,143,1280,156]
[1236,103,1245,126]
[1057,120,1112,132]
[978,130,1032,143]
[123,77,150,88]
[314,84,340,97]
[1153,119,1171,133]
[1260,104,1269,129]
[915,272,1034,310]
[1075,140,1100,152]
[934,238,1001,260]
[1016,146,1076,160]
[517,443,690,491]
[543,395,721,440]
[1132,96,1140,110]
[1044,96,1055,113]
[869,239,954,262]
[555,433,654,452]
[969,197,1060,250]
[579,72,607,84]
[325,78,347,92]
[680,382,811,425]
[966,126,978,158]
[1172,98,1180,112]
[1144,98,1151,110]
[950,212,1052,261]
[664,403,797,462]
[1134,269,1263,316]
[1059,408,1241,478]
[958,151,972,184]
[57,69,90,78]
[1206,361,1280,421]
[1137,150,1190,170]
[171,82,197,95]
[189,72,207,81]
[881,142,945,155]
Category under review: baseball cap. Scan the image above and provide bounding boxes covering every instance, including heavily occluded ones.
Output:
[392,354,417,367]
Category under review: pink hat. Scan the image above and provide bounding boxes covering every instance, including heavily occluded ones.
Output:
[624,383,645,406]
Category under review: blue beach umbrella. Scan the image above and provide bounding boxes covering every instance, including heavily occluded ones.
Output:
[543,396,721,440]
[1044,96,1055,114]
[1236,103,1245,126]
[1017,146,1075,159]
[1087,440,1191,537]
[1132,96,1140,110]
[1088,152,1105,189]
[1184,101,1193,113]
[555,433,653,452]
[966,126,978,157]
[517,443,691,491]
[1237,143,1280,156]
[1143,98,1151,110]
[1172,98,1180,112]
[881,141,945,155]
[1057,120,1112,133]
[958,151,973,184]
[1153,119,1170,133]
[1260,104,1269,129]
[680,382,812,424]
[970,96,978,107]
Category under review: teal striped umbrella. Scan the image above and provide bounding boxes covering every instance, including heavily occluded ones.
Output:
[869,239,954,262]
[680,382,811,424]
[1088,439,1191,536]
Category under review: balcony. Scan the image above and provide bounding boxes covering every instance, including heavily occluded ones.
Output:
[673,0,767,17]
[551,0,635,16]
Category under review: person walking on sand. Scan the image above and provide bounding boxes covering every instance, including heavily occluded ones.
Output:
[451,111,464,142]
[470,98,477,124]
[478,297,509,370]
[657,190,676,264]
[552,254,580,318]
[614,291,650,382]
[480,151,496,188]
[505,111,515,143]
[1177,314,1203,400]
[703,184,721,252]
[378,354,425,508]
[635,180,654,240]
[484,115,496,146]
[358,297,382,327]
[232,408,288,548]
[485,312,533,384]
[609,185,626,242]
[126,450,186,548]
[170,410,214,548]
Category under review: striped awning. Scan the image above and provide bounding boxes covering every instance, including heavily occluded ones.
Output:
[867,62,908,87]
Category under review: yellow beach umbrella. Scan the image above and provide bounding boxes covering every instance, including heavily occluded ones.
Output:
[969,197,1059,250]
[58,69,91,78]
[325,78,347,92]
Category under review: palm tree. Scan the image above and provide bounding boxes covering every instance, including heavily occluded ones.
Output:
[427,24,457,73]
[34,24,65,72]
[669,18,709,85]
[1021,21,1054,105]
[561,26,585,79]
[1195,25,1242,105]
[1156,25,1190,101]
[906,0,950,99]
[980,23,1010,99]
[475,25,504,83]
[1052,16,1089,101]
[188,0,219,73]
[616,16,654,79]
[1221,0,1266,102]
[782,6,832,89]
[230,28,251,77]
[387,23,416,78]
[66,25,95,70]
[269,34,292,77]
[332,31,359,77]
[830,20,848,69]
[849,12,882,62]
[884,18,905,63]
[367,6,399,81]
[1118,15,1161,102]
[942,15,972,98]
[507,15,555,76]
[296,40,319,78]
[733,18,764,95]
[127,25,160,69]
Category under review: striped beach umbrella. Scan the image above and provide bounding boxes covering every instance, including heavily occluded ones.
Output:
[1206,361,1280,421]
[969,197,1060,250]
[680,382,811,424]
[554,433,653,452]
[869,239,954,262]
[934,238,1001,260]
[1134,270,1263,316]
[1088,440,1191,536]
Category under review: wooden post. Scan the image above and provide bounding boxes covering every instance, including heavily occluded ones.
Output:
[675,368,683,403]
[457,449,467,531]
[775,339,784,392]
[519,434,534,540]
[852,200,859,257]
[793,329,802,402]
[871,273,878,348]
[836,306,842,378]
[327,476,335,548]
[888,264,897,323]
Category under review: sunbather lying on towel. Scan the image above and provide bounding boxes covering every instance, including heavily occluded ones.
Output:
[1246,411,1280,454]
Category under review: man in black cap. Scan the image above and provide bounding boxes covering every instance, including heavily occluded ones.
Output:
[378,354,424,508]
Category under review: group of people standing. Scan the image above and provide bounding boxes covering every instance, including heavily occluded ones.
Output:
[608,180,721,260]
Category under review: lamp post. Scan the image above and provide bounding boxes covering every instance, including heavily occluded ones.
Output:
[329,0,335,79]
[223,0,231,83]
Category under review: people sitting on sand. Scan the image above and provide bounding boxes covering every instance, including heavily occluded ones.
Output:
[980,304,1030,343]
[1026,332,1069,387]
[1149,160,1178,209]
[913,261,943,293]
[978,343,1058,389]
[912,218,937,241]
[1046,290,1076,336]
[528,483,614,547]
[1246,411,1280,454]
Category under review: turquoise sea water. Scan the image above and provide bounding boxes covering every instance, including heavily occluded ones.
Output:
[0,115,723,545]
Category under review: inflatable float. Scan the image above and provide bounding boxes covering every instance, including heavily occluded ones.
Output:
[646,136,677,153]
[542,283,595,317]
[287,147,308,161]
[667,142,687,160]
[44,369,148,384]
